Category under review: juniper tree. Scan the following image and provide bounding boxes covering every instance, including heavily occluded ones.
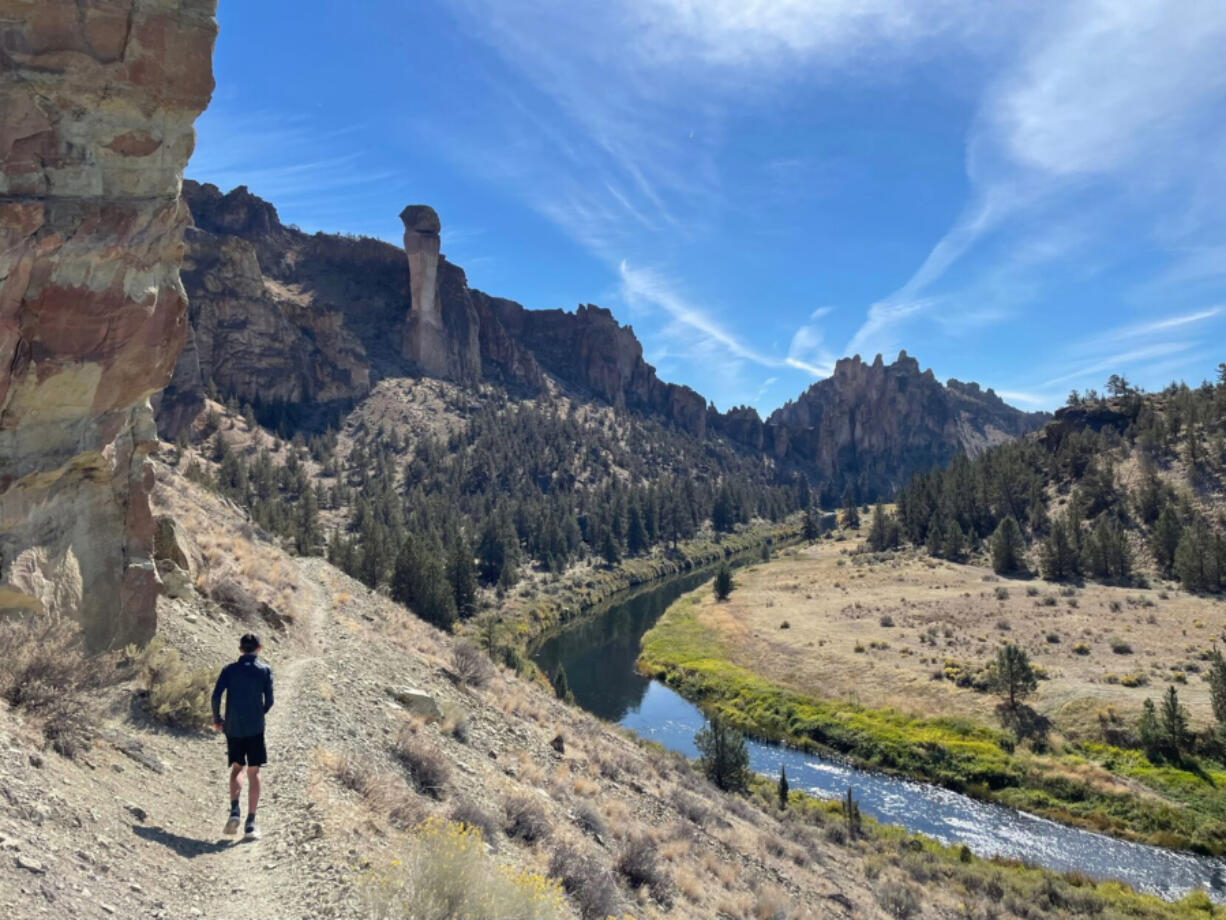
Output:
[695,716,750,793]
[990,643,1037,712]
[777,766,789,810]
[1160,685,1190,760]
[713,564,734,601]
[990,517,1025,575]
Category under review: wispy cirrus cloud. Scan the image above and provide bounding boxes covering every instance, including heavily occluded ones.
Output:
[847,0,1226,357]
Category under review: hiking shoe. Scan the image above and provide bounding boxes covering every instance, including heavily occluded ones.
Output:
[223,813,240,836]
[244,817,260,840]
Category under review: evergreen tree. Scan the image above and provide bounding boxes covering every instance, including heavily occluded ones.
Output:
[940,519,965,561]
[391,534,457,630]
[712,485,736,534]
[842,489,861,529]
[1207,647,1226,741]
[713,564,734,601]
[600,527,622,566]
[446,538,478,620]
[990,516,1025,574]
[1138,698,1162,759]
[695,716,750,793]
[1174,518,1222,593]
[1041,518,1077,581]
[477,517,517,587]
[866,503,899,552]
[625,504,648,557]
[802,508,820,542]
[553,665,573,703]
[777,766,789,810]
[990,643,1037,711]
[1152,505,1182,577]
[1160,685,1190,760]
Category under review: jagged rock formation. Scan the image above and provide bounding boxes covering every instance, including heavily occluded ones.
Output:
[162,185,1045,493]
[164,185,707,434]
[769,352,1050,498]
[0,0,217,648]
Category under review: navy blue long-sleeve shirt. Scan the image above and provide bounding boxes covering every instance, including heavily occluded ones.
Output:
[211,654,274,738]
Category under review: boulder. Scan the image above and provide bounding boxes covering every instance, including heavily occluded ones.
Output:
[390,687,443,722]
[153,516,202,578]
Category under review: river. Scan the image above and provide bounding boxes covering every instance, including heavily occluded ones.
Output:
[532,565,1226,902]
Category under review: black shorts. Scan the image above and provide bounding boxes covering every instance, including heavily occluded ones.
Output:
[226,733,267,768]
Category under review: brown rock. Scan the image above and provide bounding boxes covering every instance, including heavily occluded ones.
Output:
[0,0,218,649]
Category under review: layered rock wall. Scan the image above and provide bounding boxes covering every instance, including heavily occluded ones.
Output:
[768,352,1049,499]
[0,0,217,647]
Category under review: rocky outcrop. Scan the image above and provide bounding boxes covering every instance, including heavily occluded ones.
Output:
[401,206,480,382]
[0,0,217,648]
[768,352,1049,500]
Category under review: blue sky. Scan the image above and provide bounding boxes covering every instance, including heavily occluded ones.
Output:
[189,0,1226,413]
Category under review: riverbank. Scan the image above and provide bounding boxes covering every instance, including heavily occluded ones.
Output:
[477,517,801,652]
[749,775,1222,920]
[639,580,1226,857]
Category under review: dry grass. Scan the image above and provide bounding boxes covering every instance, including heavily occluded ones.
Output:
[682,531,1226,738]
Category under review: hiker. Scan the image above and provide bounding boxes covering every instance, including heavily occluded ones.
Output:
[211,633,274,839]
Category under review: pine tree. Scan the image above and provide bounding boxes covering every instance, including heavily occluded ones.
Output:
[1160,685,1189,760]
[866,503,899,552]
[391,534,457,630]
[841,489,860,529]
[991,643,1037,711]
[713,564,733,601]
[446,538,478,620]
[1207,647,1226,741]
[553,665,573,703]
[626,504,648,557]
[695,716,750,792]
[990,516,1025,574]
[1152,505,1182,577]
[1041,518,1077,581]
[1138,697,1162,760]
[777,766,789,810]
[600,527,622,566]
[712,485,736,534]
[802,508,820,542]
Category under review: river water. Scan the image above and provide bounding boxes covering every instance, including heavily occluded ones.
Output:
[532,566,1226,902]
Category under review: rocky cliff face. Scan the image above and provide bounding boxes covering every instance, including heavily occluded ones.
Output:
[768,352,1049,499]
[167,186,706,434]
[163,186,1045,491]
[0,0,217,647]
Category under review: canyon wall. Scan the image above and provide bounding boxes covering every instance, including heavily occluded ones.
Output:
[0,0,217,647]
[769,352,1050,498]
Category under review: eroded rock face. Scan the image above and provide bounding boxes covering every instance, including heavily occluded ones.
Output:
[768,352,1049,499]
[401,205,481,382]
[0,0,217,648]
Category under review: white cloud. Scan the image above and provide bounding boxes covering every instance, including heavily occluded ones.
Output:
[846,0,1226,357]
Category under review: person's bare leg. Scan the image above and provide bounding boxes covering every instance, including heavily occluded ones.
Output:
[224,763,243,834]
[246,766,261,816]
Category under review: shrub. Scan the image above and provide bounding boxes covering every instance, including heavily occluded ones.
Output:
[574,803,607,838]
[713,564,734,601]
[0,616,111,755]
[450,799,501,846]
[617,834,673,906]
[504,794,552,843]
[879,614,895,627]
[392,727,451,798]
[875,879,921,920]
[127,637,214,731]
[331,752,375,794]
[1110,638,1133,655]
[669,789,710,826]
[1046,633,1061,644]
[549,844,622,920]
[362,818,568,920]
[1073,643,1091,655]
[695,716,750,793]
[994,586,1010,601]
[451,640,493,688]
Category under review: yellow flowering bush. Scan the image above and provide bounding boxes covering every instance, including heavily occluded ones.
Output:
[363,817,573,920]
